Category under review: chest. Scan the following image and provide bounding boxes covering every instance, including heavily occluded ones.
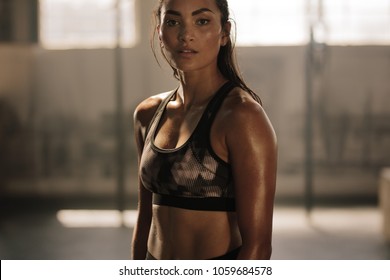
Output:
[154,105,206,150]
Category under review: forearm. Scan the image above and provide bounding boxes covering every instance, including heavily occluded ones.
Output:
[131,209,151,260]
[131,225,150,260]
[131,240,148,260]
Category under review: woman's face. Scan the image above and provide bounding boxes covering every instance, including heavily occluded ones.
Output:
[158,0,228,75]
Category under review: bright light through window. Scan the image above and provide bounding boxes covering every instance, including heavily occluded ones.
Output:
[229,0,307,46]
[56,209,138,228]
[39,0,136,49]
[323,0,390,45]
[229,0,390,46]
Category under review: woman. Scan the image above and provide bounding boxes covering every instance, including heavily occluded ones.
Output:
[132,0,277,260]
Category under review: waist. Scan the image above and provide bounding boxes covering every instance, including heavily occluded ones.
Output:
[148,205,241,259]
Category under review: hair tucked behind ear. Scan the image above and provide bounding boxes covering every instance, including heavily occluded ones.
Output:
[151,0,262,105]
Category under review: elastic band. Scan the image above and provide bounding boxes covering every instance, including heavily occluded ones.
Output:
[153,194,235,212]
[145,247,241,260]
[210,247,241,260]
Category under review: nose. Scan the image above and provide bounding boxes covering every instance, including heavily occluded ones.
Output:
[178,24,194,42]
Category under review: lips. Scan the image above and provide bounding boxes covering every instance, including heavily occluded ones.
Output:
[178,49,198,54]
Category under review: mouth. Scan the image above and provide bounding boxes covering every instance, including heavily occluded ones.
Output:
[178,49,198,54]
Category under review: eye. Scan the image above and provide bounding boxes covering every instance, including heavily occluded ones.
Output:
[196,18,210,26]
[165,19,179,27]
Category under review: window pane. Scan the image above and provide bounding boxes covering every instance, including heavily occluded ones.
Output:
[39,0,136,49]
[229,0,390,46]
[229,0,307,46]
[323,0,390,45]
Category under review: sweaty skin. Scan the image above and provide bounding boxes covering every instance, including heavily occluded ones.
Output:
[132,0,277,260]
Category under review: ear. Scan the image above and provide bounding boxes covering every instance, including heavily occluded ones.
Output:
[221,21,231,46]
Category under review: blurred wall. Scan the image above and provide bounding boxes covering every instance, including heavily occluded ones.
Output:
[0,0,389,205]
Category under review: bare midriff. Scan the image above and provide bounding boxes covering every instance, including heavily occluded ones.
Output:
[147,205,242,260]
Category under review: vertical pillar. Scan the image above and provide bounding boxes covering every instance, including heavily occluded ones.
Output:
[380,168,390,242]
[304,27,314,215]
[115,0,125,215]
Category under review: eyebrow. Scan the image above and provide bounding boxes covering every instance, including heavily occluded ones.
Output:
[165,8,215,17]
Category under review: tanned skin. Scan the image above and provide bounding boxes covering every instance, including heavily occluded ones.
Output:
[132,0,277,260]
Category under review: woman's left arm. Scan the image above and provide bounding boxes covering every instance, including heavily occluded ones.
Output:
[225,98,277,260]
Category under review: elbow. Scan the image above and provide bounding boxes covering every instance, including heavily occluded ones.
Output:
[260,244,272,260]
[240,240,273,260]
[263,244,272,260]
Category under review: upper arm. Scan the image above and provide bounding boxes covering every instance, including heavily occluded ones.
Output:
[132,94,165,259]
[133,94,166,198]
[225,94,277,258]
[133,97,160,158]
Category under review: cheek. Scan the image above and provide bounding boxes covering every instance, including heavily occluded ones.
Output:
[160,32,180,54]
[203,25,224,43]
[160,25,175,40]
[202,29,224,51]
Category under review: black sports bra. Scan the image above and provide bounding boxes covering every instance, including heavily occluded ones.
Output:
[139,81,237,211]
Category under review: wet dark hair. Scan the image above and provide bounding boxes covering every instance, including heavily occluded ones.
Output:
[151,0,262,104]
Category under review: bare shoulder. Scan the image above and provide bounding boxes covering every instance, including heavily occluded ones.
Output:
[212,86,276,164]
[133,91,173,150]
[221,87,275,136]
[133,91,172,128]
[223,87,262,113]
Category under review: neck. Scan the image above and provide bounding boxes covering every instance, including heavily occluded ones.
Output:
[176,70,227,108]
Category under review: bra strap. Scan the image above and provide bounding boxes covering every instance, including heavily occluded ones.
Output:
[197,81,237,136]
[143,89,177,143]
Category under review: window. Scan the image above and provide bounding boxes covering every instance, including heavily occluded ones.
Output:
[322,0,390,45]
[39,0,136,49]
[229,0,307,46]
[229,0,390,46]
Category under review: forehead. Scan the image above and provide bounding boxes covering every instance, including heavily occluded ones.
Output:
[161,0,220,15]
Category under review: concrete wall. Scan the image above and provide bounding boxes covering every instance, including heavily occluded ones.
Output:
[1,0,389,205]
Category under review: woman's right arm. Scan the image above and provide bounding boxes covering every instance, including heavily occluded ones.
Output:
[131,96,163,260]
[131,181,152,260]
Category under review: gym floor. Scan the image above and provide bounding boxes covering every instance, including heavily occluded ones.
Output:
[1,197,389,260]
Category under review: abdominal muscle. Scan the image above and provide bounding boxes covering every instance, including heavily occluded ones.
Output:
[147,205,242,260]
